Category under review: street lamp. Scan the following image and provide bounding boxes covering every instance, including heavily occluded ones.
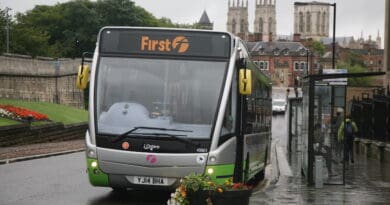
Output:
[294,2,337,69]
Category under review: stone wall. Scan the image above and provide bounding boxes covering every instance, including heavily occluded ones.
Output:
[0,122,87,147]
[0,54,87,108]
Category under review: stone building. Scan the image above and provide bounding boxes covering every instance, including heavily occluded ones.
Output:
[227,0,249,36]
[294,1,330,41]
[254,0,277,42]
[246,41,318,87]
[227,0,276,42]
[195,10,214,30]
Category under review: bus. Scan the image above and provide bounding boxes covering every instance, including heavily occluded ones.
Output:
[77,27,272,191]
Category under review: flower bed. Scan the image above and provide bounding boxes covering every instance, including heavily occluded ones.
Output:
[0,105,49,122]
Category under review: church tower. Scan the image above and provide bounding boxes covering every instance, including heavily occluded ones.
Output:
[227,0,249,36]
[254,0,277,42]
[376,30,382,49]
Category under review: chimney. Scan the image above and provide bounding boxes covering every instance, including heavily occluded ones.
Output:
[253,33,262,41]
[293,33,301,42]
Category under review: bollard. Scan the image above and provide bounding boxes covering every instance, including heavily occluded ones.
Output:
[315,155,323,188]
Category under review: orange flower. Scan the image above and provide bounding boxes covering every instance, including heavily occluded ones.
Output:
[180,190,187,197]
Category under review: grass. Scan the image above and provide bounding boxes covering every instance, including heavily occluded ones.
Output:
[0,98,88,125]
[0,117,20,126]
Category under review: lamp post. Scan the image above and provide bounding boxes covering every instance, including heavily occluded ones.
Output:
[4,7,10,53]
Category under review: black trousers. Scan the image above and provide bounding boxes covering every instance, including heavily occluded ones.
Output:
[345,140,354,162]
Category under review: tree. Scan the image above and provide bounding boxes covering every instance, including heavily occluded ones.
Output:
[10,0,187,58]
[311,40,325,56]
[337,61,373,86]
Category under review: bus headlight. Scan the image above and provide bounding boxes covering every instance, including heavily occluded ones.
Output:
[91,161,98,168]
[207,168,214,175]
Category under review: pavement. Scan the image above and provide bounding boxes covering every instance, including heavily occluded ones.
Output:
[0,139,85,164]
[250,114,390,205]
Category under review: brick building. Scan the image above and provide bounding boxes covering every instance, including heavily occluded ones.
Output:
[246,41,319,87]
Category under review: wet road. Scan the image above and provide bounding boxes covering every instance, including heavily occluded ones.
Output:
[0,114,287,205]
[0,152,171,205]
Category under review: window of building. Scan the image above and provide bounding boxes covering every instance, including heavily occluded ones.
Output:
[322,12,326,34]
[259,18,263,33]
[240,19,245,33]
[379,60,382,65]
[306,12,311,33]
[294,62,300,70]
[299,12,304,33]
[269,17,273,34]
[300,62,306,70]
[258,61,269,70]
[232,19,236,34]
[317,12,320,33]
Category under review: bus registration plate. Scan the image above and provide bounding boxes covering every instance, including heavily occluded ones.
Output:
[133,176,168,186]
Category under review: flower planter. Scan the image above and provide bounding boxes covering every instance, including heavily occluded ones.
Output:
[211,189,252,205]
[188,190,211,205]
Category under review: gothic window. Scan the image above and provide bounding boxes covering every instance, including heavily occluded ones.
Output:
[240,19,245,33]
[299,12,304,33]
[232,19,236,34]
[259,18,263,33]
[306,12,311,33]
[317,12,321,33]
[322,12,326,34]
[269,17,273,34]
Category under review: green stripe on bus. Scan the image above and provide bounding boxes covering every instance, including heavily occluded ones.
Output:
[206,164,235,184]
[87,158,109,187]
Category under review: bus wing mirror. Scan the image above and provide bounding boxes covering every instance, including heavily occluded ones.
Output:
[76,65,90,89]
[239,69,252,95]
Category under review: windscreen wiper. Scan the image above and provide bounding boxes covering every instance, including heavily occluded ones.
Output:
[136,132,199,148]
[111,126,192,143]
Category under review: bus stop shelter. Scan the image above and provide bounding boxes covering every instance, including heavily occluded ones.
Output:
[300,71,385,186]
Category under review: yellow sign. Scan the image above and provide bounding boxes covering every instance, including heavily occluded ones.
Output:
[141,36,189,53]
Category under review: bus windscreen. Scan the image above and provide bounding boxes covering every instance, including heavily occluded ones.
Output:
[99,28,231,58]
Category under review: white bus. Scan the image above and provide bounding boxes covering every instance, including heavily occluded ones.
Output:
[78,27,272,191]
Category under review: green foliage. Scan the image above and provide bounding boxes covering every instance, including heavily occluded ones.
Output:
[311,40,325,56]
[337,61,374,86]
[6,0,190,58]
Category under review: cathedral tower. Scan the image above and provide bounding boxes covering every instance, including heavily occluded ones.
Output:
[227,0,249,35]
[294,2,330,40]
[254,0,277,42]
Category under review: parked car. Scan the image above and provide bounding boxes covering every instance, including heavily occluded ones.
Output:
[272,99,287,114]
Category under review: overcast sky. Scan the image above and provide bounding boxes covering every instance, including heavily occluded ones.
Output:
[0,0,385,46]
